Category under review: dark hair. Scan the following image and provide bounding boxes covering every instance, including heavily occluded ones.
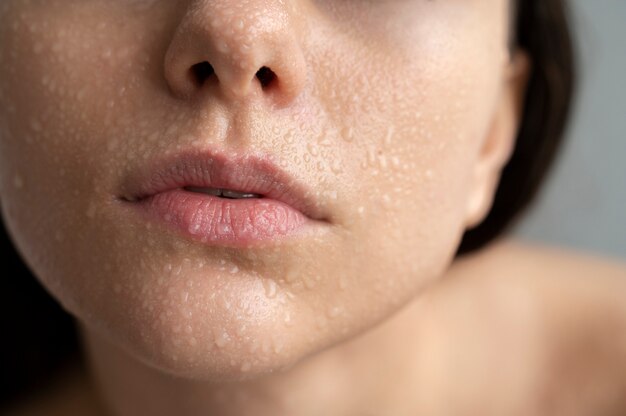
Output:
[0,0,576,408]
[456,0,577,256]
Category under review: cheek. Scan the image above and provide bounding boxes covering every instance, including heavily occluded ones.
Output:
[306,6,503,297]
[0,5,125,283]
[0,2,171,282]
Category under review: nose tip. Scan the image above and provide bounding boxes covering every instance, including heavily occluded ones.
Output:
[163,0,307,106]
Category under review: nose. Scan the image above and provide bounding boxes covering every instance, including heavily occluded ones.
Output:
[163,0,308,106]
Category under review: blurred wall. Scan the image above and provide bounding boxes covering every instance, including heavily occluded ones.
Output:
[512,0,626,260]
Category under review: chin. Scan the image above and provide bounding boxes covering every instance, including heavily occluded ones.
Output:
[82,316,337,383]
[76,271,350,382]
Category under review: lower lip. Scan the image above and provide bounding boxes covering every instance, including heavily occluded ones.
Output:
[131,188,311,246]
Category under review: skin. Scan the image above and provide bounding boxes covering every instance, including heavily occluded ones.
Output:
[1,0,625,415]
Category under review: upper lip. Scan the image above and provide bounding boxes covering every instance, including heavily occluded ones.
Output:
[119,148,328,221]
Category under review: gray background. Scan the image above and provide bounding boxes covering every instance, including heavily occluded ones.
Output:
[512,1,626,261]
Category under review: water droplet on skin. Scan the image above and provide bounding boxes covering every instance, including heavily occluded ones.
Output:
[235,324,247,337]
[215,331,230,348]
[384,126,395,145]
[273,341,284,354]
[338,276,348,290]
[107,138,119,151]
[319,137,332,147]
[230,265,239,274]
[85,202,97,218]
[181,291,189,302]
[12,174,23,189]
[217,41,229,53]
[379,154,388,169]
[367,145,377,166]
[341,126,354,142]
[285,269,298,283]
[304,277,316,289]
[381,194,391,208]
[330,158,343,174]
[307,143,319,156]
[327,306,342,319]
[263,279,278,298]
[217,223,232,235]
[220,297,232,310]
[248,338,259,353]
[283,312,292,326]
[189,222,201,234]
[30,119,42,132]
[315,315,328,329]
[323,190,337,200]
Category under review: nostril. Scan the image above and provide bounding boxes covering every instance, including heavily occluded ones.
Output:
[190,61,215,86]
[256,66,276,88]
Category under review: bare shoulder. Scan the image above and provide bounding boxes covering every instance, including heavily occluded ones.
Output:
[461,237,626,347]
[449,237,626,414]
[494,237,626,276]
[455,236,626,282]
[449,236,626,310]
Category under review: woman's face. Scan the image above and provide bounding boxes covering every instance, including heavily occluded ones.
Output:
[0,0,523,379]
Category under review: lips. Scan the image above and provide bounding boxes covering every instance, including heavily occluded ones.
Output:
[121,149,326,219]
[118,148,329,245]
